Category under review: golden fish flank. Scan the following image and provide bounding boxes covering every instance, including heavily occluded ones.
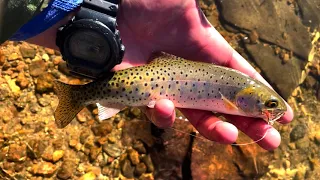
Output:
[53,53,287,128]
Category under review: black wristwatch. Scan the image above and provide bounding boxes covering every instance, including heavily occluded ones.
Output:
[56,0,125,80]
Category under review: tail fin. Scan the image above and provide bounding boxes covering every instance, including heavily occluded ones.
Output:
[53,81,84,128]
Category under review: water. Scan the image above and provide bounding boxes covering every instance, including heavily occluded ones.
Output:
[0,0,319,179]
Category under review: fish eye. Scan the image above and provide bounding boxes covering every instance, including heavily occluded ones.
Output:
[265,99,279,108]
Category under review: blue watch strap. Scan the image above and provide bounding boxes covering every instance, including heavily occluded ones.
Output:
[10,0,83,41]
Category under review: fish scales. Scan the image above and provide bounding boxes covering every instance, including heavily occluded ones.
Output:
[82,59,250,111]
[53,54,287,128]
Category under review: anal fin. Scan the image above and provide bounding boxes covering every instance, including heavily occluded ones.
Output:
[96,101,126,121]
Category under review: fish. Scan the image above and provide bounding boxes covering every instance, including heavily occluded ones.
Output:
[53,53,287,128]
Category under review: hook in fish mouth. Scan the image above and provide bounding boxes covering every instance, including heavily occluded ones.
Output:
[262,110,285,125]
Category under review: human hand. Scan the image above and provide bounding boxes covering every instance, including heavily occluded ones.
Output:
[27,0,293,150]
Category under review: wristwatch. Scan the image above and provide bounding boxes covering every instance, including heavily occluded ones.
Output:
[56,0,125,80]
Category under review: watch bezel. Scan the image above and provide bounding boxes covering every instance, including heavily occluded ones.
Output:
[57,18,121,79]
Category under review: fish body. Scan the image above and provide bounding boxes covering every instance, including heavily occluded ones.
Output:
[54,54,286,128]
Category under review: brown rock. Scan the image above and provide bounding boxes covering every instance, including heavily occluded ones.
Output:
[42,53,50,61]
[121,159,134,178]
[53,150,64,162]
[314,131,320,145]
[44,48,55,55]
[7,53,20,61]
[41,152,53,162]
[218,0,312,59]
[79,172,96,180]
[128,148,140,165]
[29,60,47,77]
[57,159,76,179]
[135,163,147,177]
[80,129,92,144]
[317,86,320,101]
[26,139,47,160]
[91,121,113,136]
[20,44,36,58]
[35,73,54,93]
[248,30,259,44]
[14,163,24,172]
[53,56,62,65]
[69,139,78,148]
[102,143,122,158]
[138,174,154,180]
[89,146,101,162]
[133,140,147,154]
[16,73,29,89]
[7,144,26,162]
[141,155,154,173]
[76,108,92,123]
[97,137,108,146]
[108,136,117,144]
[30,162,57,177]
[191,133,272,179]
[0,51,6,65]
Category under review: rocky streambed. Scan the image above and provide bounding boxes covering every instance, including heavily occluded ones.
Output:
[0,0,320,179]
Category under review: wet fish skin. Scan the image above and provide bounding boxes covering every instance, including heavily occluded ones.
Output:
[53,53,286,128]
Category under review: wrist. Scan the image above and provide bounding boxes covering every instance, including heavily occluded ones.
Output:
[11,0,82,49]
[26,11,76,50]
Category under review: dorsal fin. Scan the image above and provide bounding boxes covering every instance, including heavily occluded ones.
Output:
[149,52,185,64]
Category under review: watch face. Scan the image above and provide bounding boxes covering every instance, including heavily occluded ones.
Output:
[67,29,110,65]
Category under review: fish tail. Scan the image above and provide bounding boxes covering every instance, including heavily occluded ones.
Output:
[53,80,84,128]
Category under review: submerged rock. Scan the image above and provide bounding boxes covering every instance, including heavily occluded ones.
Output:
[245,43,304,99]
[121,159,134,178]
[7,144,26,162]
[191,133,272,179]
[218,0,312,59]
[29,60,47,77]
[19,44,36,59]
[296,0,320,30]
[290,125,307,142]
[30,162,57,177]
[103,143,122,158]
[35,72,54,93]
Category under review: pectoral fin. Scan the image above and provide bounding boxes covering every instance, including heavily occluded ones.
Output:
[219,92,239,111]
[96,101,126,120]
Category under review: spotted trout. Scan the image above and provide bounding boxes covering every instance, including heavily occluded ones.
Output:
[53,53,286,128]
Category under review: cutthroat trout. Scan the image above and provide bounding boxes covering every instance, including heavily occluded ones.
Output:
[53,53,286,128]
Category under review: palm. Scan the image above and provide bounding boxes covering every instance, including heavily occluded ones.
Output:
[116,0,205,69]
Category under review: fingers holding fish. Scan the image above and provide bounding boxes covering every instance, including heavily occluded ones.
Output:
[179,109,239,144]
[226,115,281,150]
[143,99,176,128]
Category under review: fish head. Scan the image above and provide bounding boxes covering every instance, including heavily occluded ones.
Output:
[235,84,287,123]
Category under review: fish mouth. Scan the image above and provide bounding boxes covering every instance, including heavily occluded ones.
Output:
[262,110,285,125]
